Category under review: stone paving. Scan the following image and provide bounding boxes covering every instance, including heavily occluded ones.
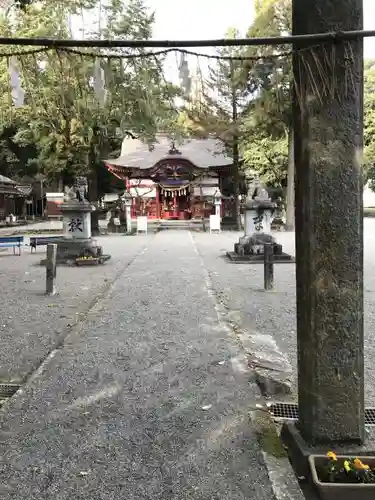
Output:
[0,231,274,500]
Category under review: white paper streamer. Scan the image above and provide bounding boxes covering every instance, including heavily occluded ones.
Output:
[93,58,106,106]
[8,57,25,108]
[178,52,191,95]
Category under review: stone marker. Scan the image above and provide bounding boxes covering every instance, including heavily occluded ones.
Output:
[122,191,133,234]
[282,0,364,450]
[214,190,222,217]
[227,183,293,263]
[41,177,111,265]
[46,243,57,295]
[263,243,274,291]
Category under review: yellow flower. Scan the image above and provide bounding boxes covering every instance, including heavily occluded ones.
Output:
[344,460,351,472]
[327,451,337,461]
[353,458,370,470]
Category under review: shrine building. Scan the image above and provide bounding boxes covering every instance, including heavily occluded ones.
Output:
[104,135,240,221]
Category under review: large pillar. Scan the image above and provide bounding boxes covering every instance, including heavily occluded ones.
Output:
[293,0,364,444]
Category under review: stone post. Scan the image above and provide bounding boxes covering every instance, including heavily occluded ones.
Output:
[46,243,57,296]
[122,191,133,234]
[214,191,221,217]
[292,0,364,444]
[263,243,274,291]
[126,207,132,233]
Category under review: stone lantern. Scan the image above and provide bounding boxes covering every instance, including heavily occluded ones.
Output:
[122,191,133,234]
[227,183,293,263]
[214,189,222,218]
[42,177,111,265]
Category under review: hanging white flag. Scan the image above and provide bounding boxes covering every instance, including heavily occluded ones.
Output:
[93,58,106,107]
[8,57,25,108]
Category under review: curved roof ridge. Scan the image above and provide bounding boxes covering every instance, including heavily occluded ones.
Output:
[107,136,233,170]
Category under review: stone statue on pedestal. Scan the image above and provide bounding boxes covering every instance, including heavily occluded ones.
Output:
[41,176,110,266]
[74,176,89,203]
[64,177,89,203]
[227,181,294,263]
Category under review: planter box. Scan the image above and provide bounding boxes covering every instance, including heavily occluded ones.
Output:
[76,258,99,266]
[309,455,375,500]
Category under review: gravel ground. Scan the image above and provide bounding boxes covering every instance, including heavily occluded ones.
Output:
[0,234,153,382]
[0,230,273,500]
[193,220,375,404]
[0,220,63,234]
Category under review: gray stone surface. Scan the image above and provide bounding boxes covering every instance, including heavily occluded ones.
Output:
[192,224,375,406]
[0,231,274,500]
[293,0,364,444]
[0,234,153,382]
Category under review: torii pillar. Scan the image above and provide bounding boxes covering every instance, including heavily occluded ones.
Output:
[282,0,365,455]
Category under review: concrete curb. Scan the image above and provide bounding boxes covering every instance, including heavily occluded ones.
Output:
[262,452,306,500]
[251,410,306,500]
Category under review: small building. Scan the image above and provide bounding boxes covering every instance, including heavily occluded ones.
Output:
[0,175,27,220]
[104,135,242,220]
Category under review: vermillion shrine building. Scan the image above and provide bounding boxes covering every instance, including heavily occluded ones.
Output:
[104,135,240,220]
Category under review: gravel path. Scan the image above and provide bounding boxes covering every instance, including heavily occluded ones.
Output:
[0,230,273,500]
[0,234,153,382]
[193,221,375,404]
[0,220,63,234]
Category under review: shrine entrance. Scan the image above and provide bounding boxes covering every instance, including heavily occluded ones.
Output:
[104,135,237,221]
[158,181,192,220]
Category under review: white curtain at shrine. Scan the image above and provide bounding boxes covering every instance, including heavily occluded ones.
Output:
[158,183,190,196]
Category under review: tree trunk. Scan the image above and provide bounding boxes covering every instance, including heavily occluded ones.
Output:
[88,162,99,236]
[285,128,295,231]
[232,163,241,230]
[230,60,241,231]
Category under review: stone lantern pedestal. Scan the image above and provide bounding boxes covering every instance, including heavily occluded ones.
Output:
[122,191,133,234]
[227,188,294,263]
[41,178,111,265]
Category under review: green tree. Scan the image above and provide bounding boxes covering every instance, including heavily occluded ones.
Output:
[183,28,249,229]
[242,0,293,224]
[0,0,178,198]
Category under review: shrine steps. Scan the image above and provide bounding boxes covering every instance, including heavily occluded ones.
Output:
[158,219,206,231]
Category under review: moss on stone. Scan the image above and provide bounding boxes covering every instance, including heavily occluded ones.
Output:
[252,411,288,458]
[258,425,287,458]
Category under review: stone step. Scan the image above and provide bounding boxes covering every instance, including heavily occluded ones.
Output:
[158,219,205,231]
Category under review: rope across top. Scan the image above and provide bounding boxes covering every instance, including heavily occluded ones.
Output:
[0,28,372,49]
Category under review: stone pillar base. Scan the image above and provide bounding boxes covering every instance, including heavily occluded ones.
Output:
[39,238,111,265]
[227,232,294,263]
[280,422,370,481]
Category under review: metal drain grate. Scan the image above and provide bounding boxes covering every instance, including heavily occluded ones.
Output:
[0,383,21,405]
[267,402,375,426]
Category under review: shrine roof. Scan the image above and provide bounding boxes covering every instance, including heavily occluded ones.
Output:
[104,135,233,170]
[0,174,16,185]
[0,174,27,196]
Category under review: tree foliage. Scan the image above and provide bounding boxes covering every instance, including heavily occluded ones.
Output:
[0,0,179,197]
[241,0,292,190]
[181,1,292,194]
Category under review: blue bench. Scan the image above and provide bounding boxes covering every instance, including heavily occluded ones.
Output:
[0,236,24,255]
[30,236,61,252]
